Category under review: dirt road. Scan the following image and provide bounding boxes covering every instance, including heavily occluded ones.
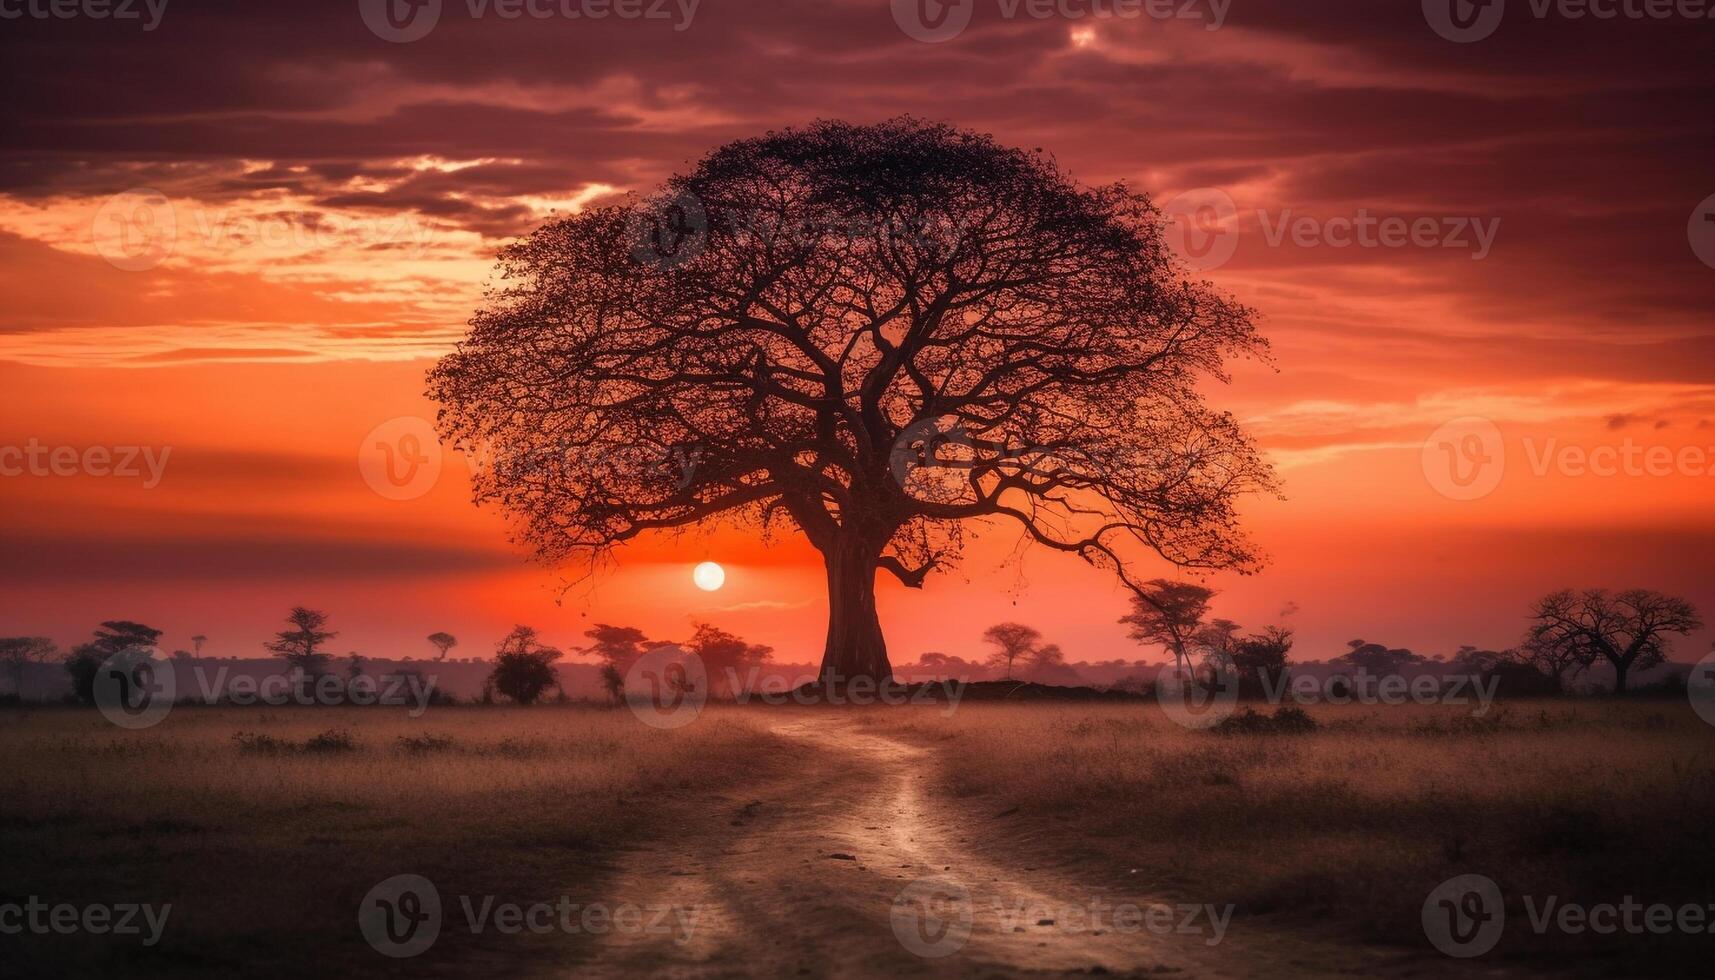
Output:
[576,715,1474,978]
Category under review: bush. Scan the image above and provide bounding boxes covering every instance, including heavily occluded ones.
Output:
[302,729,357,753]
[395,734,455,754]
[1211,705,1320,735]
[232,732,291,755]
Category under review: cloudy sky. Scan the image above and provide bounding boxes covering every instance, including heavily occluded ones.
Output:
[2,0,1711,665]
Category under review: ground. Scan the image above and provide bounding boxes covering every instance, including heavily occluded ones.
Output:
[2,700,1710,977]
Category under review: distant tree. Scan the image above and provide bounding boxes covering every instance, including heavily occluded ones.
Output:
[1231,627,1293,693]
[686,623,771,695]
[1528,589,1702,694]
[1334,639,1425,676]
[486,626,563,705]
[190,634,207,656]
[1449,645,1508,675]
[0,636,57,696]
[599,664,625,705]
[64,621,163,705]
[1120,580,1215,678]
[1512,635,1589,693]
[1193,618,1243,672]
[581,624,651,674]
[264,607,336,696]
[981,622,1042,680]
[426,632,458,661]
[346,652,366,680]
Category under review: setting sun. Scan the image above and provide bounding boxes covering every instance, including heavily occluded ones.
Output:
[692,561,726,592]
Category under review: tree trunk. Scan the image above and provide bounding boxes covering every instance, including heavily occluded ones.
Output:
[1611,658,1629,695]
[818,535,892,687]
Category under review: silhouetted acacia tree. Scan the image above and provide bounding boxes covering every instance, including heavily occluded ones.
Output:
[64,621,162,705]
[0,636,56,696]
[1335,639,1424,676]
[1120,580,1216,678]
[486,626,563,705]
[429,119,1274,686]
[1230,626,1293,695]
[982,622,1042,680]
[426,632,458,661]
[686,623,771,696]
[264,607,336,696]
[1527,589,1701,694]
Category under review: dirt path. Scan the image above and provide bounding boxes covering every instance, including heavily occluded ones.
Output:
[574,715,1479,978]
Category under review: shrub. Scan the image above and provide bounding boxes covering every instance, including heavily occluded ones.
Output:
[395,734,455,754]
[232,731,291,755]
[302,729,357,753]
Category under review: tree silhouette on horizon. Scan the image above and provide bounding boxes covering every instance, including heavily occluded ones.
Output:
[430,118,1275,685]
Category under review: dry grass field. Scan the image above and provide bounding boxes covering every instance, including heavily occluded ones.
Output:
[4,698,1712,977]
[856,699,1715,975]
[0,705,803,977]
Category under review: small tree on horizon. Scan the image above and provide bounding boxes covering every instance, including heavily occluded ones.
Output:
[486,626,563,705]
[427,632,458,661]
[264,607,336,695]
[1120,580,1216,679]
[1334,639,1425,676]
[982,622,1042,680]
[64,621,163,705]
[0,636,57,697]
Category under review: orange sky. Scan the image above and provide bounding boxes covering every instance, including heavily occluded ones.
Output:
[1,3,1711,665]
